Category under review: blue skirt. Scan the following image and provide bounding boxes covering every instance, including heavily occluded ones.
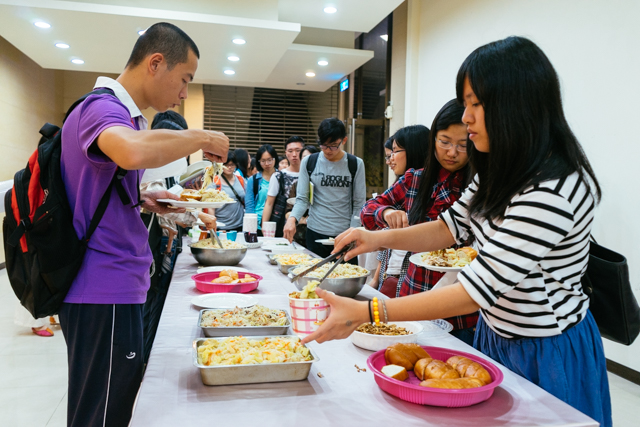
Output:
[474,311,612,427]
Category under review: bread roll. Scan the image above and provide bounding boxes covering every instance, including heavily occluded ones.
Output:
[381,364,409,381]
[212,276,233,284]
[423,359,460,380]
[446,355,492,384]
[457,247,478,260]
[180,189,202,201]
[220,269,239,280]
[463,362,492,384]
[420,377,485,389]
[384,344,431,370]
[413,358,431,381]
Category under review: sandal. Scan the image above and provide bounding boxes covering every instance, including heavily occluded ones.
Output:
[32,327,54,337]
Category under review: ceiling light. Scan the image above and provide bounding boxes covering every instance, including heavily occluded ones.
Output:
[71,59,84,65]
[224,69,236,75]
[306,72,315,77]
[297,83,305,86]
[318,60,328,66]
[380,34,388,42]
[138,29,146,36]
[324,7,337,14]
[55,43,70,49]
[232,38,246,45]
[228,56,239,61]
[34,21,51,29]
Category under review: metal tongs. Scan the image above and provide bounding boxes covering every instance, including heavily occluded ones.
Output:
[289,242,356,285]
[210,228,224,249]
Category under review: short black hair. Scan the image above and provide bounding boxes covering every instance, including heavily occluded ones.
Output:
[126,22,200,70]
[224,150,237,167]
[384,137,393,150]
[151,110,188,130]
[255,144,278,172]
[302,145,319,156]
[317,118,346,144]
[391,125,430,172]
[285,135,305,150]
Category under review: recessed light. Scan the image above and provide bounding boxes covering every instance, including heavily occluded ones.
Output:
[224,69,236,75]
[34,21,51,29]
[138,29,146,36]
[306,72,315,77]
[318,60,328,66]
[228,56,239,62]
[324,7,337,14]
[232,38,246,45]
[297,83,305,86]
[71,59,84,65]
[55,43,70,49]
[380,34,388,42]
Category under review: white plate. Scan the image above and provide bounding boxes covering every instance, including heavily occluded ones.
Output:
[409,253,463,273]
[419,319,454,337]
[197,266,250,274]
[243,241,263,249]
[315,238,335,246]
[286,197,296,206]
[191,293,257,309]
[158,199,235,209]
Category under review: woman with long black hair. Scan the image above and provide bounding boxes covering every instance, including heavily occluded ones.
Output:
[361,102,477,345]
[305,36,611,426]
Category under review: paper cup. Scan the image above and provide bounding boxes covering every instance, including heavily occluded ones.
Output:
[263,221,277,238]
[288,296,330,335]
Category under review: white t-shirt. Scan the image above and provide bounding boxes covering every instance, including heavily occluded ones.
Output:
[386,250,408,276]
[267,169,300,197]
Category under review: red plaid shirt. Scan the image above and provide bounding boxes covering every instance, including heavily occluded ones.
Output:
[360,167,479,331]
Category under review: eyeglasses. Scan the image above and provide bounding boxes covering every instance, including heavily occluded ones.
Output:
[319,139,343,151]
[384,155,392,162]
[224,163,236,169]
[390,149,405,157]
[436,139,467,152]
[259,157,275,165]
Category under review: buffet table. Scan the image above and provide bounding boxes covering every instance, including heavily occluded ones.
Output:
[130,238,598,427]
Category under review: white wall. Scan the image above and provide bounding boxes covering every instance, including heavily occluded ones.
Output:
[402,0,640,370]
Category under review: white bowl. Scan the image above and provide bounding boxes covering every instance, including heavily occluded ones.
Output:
[350,321,424,351]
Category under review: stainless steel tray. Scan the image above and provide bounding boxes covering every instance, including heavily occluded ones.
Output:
[198,309,291,337]
[193,335,319,385]
[266,254,278,265]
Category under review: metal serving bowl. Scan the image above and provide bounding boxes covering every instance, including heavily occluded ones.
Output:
[190,244,247,266]
[288,266,368,298]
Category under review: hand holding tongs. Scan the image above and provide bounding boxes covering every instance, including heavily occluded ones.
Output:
[289,242,356,285]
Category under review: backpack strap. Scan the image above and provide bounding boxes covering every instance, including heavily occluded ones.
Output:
[306,152,319,177]
[221,174,245,208]
[85,168,123,242]
[253,172,262,198]
[346,153,357,181]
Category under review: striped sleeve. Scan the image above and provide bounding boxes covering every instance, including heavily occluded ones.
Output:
[439,175,478,244]
[456,188,575,310]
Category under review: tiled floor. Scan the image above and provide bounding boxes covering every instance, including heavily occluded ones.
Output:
[0,268,639,426]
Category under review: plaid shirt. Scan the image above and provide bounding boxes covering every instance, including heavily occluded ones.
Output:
[360,167,479,331]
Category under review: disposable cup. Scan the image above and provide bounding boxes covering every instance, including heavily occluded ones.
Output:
[288,296,330,336]
[263,221,277,238]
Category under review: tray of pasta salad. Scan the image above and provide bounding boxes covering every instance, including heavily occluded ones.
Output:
[198,305,292,337]
[193,335,319,385]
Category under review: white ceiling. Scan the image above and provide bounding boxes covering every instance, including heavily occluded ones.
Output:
[0,0,401,92]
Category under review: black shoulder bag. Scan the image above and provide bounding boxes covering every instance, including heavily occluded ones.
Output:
[582,238,640,345]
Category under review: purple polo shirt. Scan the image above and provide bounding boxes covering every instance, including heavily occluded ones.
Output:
[61,93,151,304]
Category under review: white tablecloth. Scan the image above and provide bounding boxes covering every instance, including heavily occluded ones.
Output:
[130,238,597,427]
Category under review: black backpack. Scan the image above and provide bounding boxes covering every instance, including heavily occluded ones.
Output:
[270,152,358,236]
[2,88,131,318]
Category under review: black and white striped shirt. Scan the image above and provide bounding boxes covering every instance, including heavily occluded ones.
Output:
[440,172,594,339]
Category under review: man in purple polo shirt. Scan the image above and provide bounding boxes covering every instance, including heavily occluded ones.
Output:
[58,22,228,427]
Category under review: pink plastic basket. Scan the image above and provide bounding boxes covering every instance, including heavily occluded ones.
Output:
[191,271,262,294]
[367,346,504,407]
